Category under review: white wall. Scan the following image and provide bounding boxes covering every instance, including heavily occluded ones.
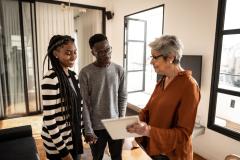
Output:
[107,0,240,160]
[56,0,240,159]
[105,0,161,65]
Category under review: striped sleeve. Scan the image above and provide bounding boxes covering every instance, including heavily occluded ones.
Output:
[41,71,69,157]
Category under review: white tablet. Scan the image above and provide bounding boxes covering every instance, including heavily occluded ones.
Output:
[101,116,142,140]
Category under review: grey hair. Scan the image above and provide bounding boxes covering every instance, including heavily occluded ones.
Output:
[149,35,183,64]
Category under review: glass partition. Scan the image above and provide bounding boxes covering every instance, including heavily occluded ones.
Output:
[0,0,40,118]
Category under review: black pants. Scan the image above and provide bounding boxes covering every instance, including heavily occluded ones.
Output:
[151,155,169,160]
[90,129,123,160]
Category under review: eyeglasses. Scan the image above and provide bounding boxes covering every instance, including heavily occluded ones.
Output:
[150,54,164,60]
[93,46,112,56]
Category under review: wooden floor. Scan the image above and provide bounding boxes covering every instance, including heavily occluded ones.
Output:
[0,115,206,160]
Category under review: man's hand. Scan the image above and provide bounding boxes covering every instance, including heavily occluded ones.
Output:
[126,121,151,137]
[84,133,98,144]
[62,153,73,160]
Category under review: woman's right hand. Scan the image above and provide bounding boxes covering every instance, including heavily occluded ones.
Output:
[62,153,73,160]
[126,121,151,137]
[84,133,98,144]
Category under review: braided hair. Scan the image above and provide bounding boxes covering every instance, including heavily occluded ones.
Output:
[43,35,79,127]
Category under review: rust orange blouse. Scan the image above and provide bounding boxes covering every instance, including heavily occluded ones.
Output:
[139,71,200,160]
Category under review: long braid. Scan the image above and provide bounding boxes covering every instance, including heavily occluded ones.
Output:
[44,35,79,128]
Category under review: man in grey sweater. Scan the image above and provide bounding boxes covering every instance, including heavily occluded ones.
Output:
[79,34,127,160]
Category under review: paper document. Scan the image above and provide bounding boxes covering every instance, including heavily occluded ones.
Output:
[101,116,142,140]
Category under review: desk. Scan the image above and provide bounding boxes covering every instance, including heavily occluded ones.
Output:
[122,138,151,160]
[192,124,205,138]
[122,147,152,160]
[127,103,142,112]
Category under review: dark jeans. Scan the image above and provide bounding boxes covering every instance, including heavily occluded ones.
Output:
[151,155,169,160]
[90,129,123,160]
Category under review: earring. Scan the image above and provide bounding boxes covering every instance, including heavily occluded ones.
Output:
[55,56,58,59]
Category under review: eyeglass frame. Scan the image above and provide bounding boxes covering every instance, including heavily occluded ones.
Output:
[150,54,164,60]
[92,46,112,56]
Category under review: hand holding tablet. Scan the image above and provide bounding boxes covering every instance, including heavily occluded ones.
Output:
[126,121,151,137]
[101,116,142,140]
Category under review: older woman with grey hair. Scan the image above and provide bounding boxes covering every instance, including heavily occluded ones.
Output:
[127,35,201,160]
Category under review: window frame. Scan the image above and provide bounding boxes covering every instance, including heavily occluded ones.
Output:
[123,5,164,94]
[208,0,240,141]
[124,18,147,93]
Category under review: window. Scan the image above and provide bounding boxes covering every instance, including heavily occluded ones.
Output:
[123,5,164,109]
[0,0,40,117]
[0,0,105,119]
[208,0,240,140]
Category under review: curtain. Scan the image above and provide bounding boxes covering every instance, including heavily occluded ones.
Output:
[36,2,103,76]
[1,0,26,115]
[22,2,39,112]
[36,2,74,78]
[0,17,4,117]
[0,0,4,117]
[74,8,102,71]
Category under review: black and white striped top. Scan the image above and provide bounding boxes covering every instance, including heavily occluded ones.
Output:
[41,69,83,158]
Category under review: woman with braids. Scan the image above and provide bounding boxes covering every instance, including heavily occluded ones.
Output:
[41,35,83,160]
